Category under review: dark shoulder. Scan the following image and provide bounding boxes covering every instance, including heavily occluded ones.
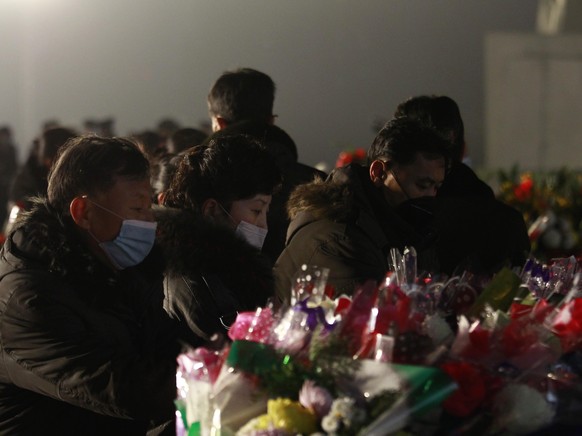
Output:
[438,161,494,199]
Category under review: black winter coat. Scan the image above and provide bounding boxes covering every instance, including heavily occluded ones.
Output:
[0,199,179,435]
[434,161,530,275]
[155,208,275,346]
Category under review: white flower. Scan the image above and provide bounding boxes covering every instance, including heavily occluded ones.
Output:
[424,314,454,345]
[321,414,340,433]
[492,384,555,435]
[331,397,355,418]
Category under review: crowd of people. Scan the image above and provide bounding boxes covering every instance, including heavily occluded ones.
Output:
[0,67,531,434]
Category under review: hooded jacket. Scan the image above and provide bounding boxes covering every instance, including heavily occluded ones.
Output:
[155,208,275,346]
[274,164,439,303]
[0,199,179,435]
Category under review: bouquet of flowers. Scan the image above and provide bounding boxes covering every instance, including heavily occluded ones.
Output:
[175,261,459,435]
[496,166,582,259]
[175,252,582,435]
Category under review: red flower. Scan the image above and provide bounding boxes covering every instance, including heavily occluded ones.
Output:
[335,148,367,168]
[513,175,534,201]
[335,151,353,168]
[440,361,487,417]
[354,148,366,161]
[501,319,539,356]
[551,298,582,352]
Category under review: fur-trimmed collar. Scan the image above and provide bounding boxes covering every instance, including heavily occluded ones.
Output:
[286,164,375,222]
[3,197,111,280]
[285,164,430,251]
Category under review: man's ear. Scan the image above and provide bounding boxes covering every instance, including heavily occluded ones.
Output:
[70,196,90,229]
[369,160,388,187]
[157,192,166,206]
[211,116,228,132]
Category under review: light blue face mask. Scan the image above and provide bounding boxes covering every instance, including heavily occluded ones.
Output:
[86,199,157,270]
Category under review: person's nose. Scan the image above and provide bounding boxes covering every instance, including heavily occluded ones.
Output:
[257,212,268,229]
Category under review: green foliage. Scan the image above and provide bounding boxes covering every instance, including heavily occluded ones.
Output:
[255,326,360,400]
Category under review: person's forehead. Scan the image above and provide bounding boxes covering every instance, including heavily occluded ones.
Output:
[98,177,152,200]
[234,194,272,206]
[406,153,445,171]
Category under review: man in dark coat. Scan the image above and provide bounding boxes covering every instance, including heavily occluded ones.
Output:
[0,136,179,434]
[274,117,451,302]
[395,95,530,275]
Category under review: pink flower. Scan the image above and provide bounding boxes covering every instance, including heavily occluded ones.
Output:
[299,380,333,418]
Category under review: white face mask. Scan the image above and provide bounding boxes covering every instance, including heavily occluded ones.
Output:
[218,203,268,250]
[235,220,268,250]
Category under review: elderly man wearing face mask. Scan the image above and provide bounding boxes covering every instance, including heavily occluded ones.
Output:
[0,135,181,435]
[274,117,452,303]
[156,134,282,346]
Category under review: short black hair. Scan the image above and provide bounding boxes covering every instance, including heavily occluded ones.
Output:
[164,134,282,212]
[207,120,298,162]
[394,95,465,161]
[367,116,452,169]
[47,135,150,215]
[207,68,275,124]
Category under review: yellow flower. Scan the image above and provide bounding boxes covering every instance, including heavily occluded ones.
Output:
[241,398,318,434]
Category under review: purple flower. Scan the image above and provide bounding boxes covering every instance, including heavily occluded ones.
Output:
[299,380,333,418]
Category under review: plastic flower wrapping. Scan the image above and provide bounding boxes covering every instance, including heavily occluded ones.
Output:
[175,251,582,435]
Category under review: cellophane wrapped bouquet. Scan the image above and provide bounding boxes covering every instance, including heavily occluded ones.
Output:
[176,250,582,435]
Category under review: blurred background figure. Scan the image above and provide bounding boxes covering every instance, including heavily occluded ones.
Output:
[167,127,207,155]
[83,117,115,137]
[133,129,166,163]
[157,117,181,142]
[0,126,18,233]
[4,126,76,234]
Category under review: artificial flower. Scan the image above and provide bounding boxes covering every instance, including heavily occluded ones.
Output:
[298,380,333,418]
[491,384,555,435]
[237,398,317,436]
[440,361,486,417]
[228,307,274,343]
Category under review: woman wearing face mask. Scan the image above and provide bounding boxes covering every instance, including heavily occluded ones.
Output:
[156,134,282,345]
